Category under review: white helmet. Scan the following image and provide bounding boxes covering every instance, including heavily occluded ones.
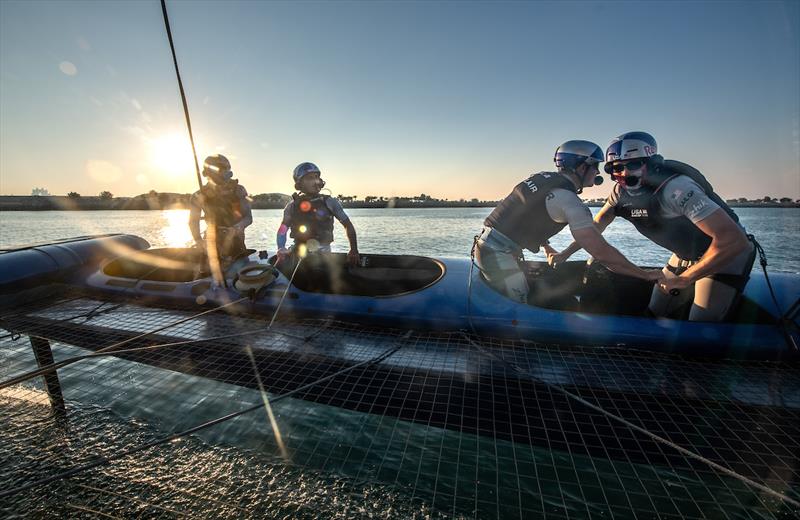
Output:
[202,154,233,183]
[553,140,604,172]
[604,132,658,173]
[292,162,321,182]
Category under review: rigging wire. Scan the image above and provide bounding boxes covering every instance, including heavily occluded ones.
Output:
[159,0,201,190]
[159,0,227,288]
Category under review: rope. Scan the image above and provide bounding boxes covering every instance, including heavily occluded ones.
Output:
[465,234,481,334]
[268,257,303,330]
[0,339,405,499]
[459,331,800,509]
[749,234,798,351]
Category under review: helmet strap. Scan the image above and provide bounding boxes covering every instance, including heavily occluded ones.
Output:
[562,168,585,194]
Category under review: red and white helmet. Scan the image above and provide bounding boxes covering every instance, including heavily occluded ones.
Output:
[603,132,658,173]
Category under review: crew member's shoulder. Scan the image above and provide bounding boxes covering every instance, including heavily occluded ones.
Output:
[659,174,708,204]
[546,187,582,203]
[325,195,344,207]
[234,183,248,196]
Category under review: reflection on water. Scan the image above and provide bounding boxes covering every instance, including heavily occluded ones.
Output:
[160,209,195,247]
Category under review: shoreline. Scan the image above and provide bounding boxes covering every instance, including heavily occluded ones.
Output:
[1,195,798,211]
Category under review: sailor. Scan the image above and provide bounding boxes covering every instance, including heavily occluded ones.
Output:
[189,154,253,262]
[552,132,754,321]
[276,162,359,266]
[475,140,663,304]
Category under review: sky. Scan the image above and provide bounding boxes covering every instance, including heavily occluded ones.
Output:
[1,0,798,201]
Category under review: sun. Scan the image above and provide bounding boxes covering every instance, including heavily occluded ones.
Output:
[149,133,196,177]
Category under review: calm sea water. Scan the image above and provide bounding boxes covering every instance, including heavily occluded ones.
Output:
[1,207,799,518]
[1,207,798,272]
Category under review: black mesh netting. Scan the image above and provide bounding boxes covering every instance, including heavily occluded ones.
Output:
[1,288,798,519]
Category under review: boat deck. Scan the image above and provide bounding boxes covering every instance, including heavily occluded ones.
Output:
[1,287,799,518]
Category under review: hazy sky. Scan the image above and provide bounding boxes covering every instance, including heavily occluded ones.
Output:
[1,0,798,200]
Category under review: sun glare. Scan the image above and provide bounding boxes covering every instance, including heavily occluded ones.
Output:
[160,209,194,247]
[149,133,195,177]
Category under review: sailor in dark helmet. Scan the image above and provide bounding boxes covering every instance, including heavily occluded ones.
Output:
[553,132,754,321]
[276,162,359,266]
[475,140,663,304]
[188,154,252,261]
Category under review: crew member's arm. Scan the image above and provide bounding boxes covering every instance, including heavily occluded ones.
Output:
[342,219,359,266]
[233,186,253,234]
[544,189,660,281]
[659,209,750,292]
[329,198,359,266]
[188,193,203,246]
[572,227,662,281]
[549,201,616,267]
[275,203,292,264]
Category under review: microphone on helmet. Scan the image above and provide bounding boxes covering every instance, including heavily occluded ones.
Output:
[593,176,604,186]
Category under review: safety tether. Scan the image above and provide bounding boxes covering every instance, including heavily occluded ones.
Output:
[749,234,799,351]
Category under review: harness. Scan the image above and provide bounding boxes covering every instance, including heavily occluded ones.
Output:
[613,157,739,261]
[289,193,334,245]
[199,181,244,227]
[484,172,577,251]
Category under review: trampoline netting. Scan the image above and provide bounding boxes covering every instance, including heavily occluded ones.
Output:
[1,287,798,519]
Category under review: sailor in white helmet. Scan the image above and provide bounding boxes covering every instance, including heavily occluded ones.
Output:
[552,132,754,321]
[188,154,253,262]
[475,140,663,305]
[276,162,359,266]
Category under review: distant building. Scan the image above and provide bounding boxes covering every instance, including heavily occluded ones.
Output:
[31,187,50,196]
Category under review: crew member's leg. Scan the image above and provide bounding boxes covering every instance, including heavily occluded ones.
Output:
[689,243,756,321]
[474,228,528,304]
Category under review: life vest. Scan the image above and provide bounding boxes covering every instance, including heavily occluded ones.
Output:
[197,181,247,260]
[199,181,244,227]
[484,172,577,251]
[289,193,335,245]
[612,156,740,261]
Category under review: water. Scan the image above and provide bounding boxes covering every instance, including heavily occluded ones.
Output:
[1,207,799,518]
[2,207,799,272]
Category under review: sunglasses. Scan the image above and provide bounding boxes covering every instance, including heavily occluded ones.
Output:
[610,160,645,173]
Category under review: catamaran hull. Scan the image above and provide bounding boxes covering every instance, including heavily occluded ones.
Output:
[1,236,798,358]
